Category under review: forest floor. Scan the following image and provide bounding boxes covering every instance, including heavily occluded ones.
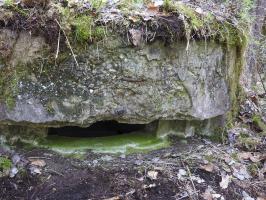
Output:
[0,133,265,200]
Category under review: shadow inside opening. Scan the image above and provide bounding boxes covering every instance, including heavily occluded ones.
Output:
[48,120,147,138]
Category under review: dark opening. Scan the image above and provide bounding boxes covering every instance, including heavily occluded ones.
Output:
[48,120,147,137]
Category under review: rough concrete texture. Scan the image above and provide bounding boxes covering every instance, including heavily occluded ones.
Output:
[0,30,238,136]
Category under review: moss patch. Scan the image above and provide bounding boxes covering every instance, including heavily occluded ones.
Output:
[0,156,12,177]
[252,114,266,135]
[0,63,28,109]
[40,131,170,154]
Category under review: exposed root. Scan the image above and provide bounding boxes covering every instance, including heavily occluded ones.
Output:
[55,19,79,68]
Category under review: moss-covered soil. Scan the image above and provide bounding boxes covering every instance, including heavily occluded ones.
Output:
[0,0,251,47]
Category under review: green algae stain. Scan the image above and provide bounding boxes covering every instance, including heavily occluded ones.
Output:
[40,131,170,155]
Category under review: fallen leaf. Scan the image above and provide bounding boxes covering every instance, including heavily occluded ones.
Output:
[200,163,215,172]
[202,188,213,200]
[222,163,231,173]
[30,159,46,167]
[128,16,139,23]
[250,154,262,163]
[219,175,231,189]
[147,171,158,180]
[147,3,159,13]
[238,152,252,160]
[233,164,251,180]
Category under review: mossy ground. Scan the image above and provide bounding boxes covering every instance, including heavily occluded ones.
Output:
[0,156,11,176]
[40,131,170,154]
[252,114,266,135]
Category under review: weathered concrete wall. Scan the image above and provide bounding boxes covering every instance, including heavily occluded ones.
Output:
[0,29,239,137]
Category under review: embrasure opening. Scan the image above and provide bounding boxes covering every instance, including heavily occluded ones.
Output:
[48,120,149,137]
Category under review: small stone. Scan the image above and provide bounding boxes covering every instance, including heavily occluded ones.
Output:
[147,171,158,180]
[29,166,41,175]
[92,160,98,165]
[242,191,255,200]
[128,29,142,46]
[134,160,143,166]
[151,157,160,163]
[119,154,126,159]
[177,169,187,180]
[9,167,18,178]
[101,155,113,161]
[195,7,203,15]
[178,169,187,176]
[11,154,21,165]
[142,183,156,189]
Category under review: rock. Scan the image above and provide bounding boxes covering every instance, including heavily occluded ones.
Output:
[200,163,215,172]
[129,29,143,46]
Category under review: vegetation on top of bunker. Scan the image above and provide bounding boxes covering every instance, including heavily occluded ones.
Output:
[0,0,253,47]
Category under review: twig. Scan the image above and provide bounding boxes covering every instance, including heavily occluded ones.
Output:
[256,63,266,94]
[185,165,198,199]
[46,168,64,177]
[28,156,50,160]
[55,29,60,60]
[181,160,198,200]
[176,190,200,200]
[203,139,228,155]
[55,19,79,68]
